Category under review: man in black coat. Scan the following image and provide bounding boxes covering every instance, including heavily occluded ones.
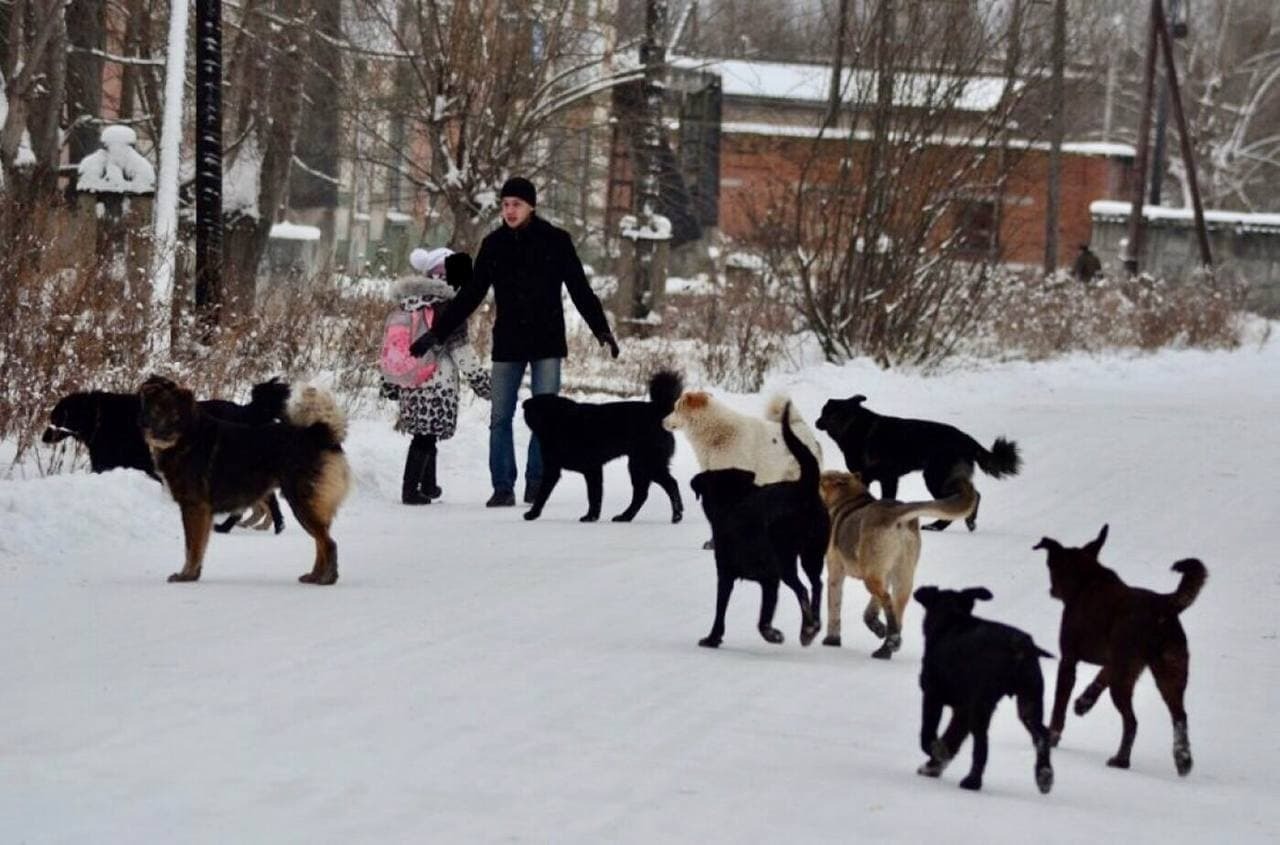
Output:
[411,176,619,507]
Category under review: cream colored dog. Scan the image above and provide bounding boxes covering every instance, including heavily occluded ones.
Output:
[663,391,822,482]
[819,470,977,658]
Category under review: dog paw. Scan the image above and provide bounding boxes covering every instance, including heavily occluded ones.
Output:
[922,520,950,532]
[959,774,983,791]
[800,623,820,647]
[1036,764,1054,794]
[965,517,977,532]
[579,513,599,523]
[213,524,233,534]
[701,539,715,550]
[698,636,722,648]
[863,618,887,638]
[167,571,200,583]
[822,634,842,647]
[1174,752,1193,777]
[523,510,541,521]
[1106,755,1130,770]
[672,511,683,524]
[871,643,894,659]
[1048,729,1062,748]
[1073,696,1096,716]
[610,512,635,523]
[758,626,784,644]
[917,760,944,778]
[274,524,285,535]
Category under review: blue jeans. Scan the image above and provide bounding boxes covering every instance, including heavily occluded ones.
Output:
[489,359,562,493]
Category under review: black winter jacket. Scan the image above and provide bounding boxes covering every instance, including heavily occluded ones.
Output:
[430,215,612,362]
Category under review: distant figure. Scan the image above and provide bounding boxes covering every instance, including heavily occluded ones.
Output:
[1073,243,1102,282]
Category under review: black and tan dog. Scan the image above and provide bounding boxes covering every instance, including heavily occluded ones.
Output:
[138,376,351,585]
[815,395,1020,531]
[1035,526,1206,775]
[914,586,1054,794]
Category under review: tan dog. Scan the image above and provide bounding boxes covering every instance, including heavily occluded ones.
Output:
[819,470,977,658]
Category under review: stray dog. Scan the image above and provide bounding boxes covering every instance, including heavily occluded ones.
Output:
[204,377,292,534]
[43,390,160,477]
[138,376,351,585]
[914,586,1054,794]
[818,469,976,657]
[521,370,683,523]
[690,403,827,648]
[664,391,822,548]
[42,380,289,530]
[1035,526,1206,775]
[815,395,1019,531]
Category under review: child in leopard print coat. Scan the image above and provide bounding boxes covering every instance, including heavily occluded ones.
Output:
[384,247,491,504]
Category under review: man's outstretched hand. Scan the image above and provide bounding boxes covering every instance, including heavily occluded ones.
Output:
[409,330,438,358]
[596,330,620,359]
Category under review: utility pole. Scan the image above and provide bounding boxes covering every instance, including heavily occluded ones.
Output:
[1148,0,1180,204]
[195,0,223,332]
[1123,0,1160,276]
[993,0,1023,263]
[827,0,851,124]
[1043,0,1066,276]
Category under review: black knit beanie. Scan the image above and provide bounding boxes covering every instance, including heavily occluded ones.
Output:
[500,176,537,207]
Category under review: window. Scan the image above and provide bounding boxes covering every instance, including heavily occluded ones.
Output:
[954,198,997,254]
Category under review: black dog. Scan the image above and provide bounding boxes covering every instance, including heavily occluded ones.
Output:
[914,586,1054,794]
[42,379,291,532]
[815,395,1021,531]
[521,370,684,523]
[691,404,828,648]
[43,391,159,477]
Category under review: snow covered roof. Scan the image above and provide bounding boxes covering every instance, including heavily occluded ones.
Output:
[670,55,1012,112]
[76,126,156,195]
[721,120,1134,157]
[1090,200,1280,232]
[269,222,322,241]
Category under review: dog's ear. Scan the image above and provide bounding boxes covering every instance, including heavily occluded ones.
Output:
[689,472,706,500]
[1085,524,1109,556]
[913,586,938,607]
[962,587,993,602]
[1033,537,1060,552]
[850,394,867,405]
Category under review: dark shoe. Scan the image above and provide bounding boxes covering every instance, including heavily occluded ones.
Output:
[522,481,541,505]
[486,490,516,507]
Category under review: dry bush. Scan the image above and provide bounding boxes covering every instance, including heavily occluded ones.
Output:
[981,269,1248,359]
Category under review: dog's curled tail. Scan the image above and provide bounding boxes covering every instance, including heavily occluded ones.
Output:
[648,370,684,416]
[893,480,978,525]
[779,402,819,490]
[287,385,349,446]
[977,437,1021,478]
[1167,558,1207,613]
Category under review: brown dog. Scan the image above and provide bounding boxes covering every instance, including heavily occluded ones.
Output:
[818,470,976,657]
[1034,526,1206,775]
[138,376,351,585]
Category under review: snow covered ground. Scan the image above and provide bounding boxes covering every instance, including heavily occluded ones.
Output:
[2,339,1278,843]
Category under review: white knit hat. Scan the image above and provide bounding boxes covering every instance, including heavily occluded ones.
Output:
[409,246,454,277]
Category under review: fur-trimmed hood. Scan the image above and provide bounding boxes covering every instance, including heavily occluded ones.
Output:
[393,275,456,310]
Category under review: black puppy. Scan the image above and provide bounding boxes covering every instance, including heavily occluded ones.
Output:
[914,586,1054,794]
[815,395,1020,531]
[42,379,290,532]
[691,404,828,648]
[521,370,684,523]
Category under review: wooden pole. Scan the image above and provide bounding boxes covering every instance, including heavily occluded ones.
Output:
[1154,0,1212,268]
[1123,0,1160,276]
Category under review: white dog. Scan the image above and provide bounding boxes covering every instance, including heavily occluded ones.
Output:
[663,391,822,482]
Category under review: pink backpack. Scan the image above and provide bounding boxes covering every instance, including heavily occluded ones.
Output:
[379,306,438,388]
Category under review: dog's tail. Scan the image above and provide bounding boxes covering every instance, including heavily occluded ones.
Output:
[767,394,823,464]
[648,370,684,416]
[1166,558,1208,613]
[976,437,1021,478]
[888,479,978,525]
[286,385,348,446]
[779,402,819,491]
